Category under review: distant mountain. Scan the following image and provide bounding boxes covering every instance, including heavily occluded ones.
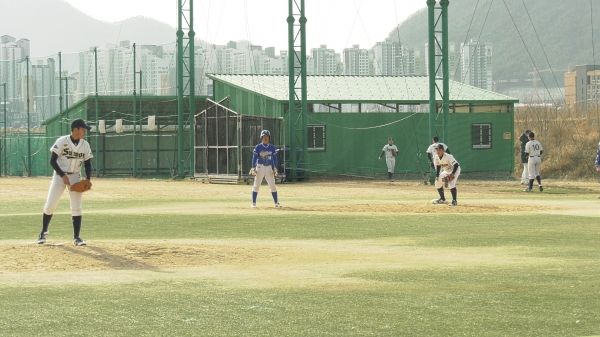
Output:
[387,0,600,86]
[0,0,190,56]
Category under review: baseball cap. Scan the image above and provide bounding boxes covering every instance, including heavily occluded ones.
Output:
[435,143,445,150]
[388,137,393,140]
[71,118,92,130]
[525,129,531,134]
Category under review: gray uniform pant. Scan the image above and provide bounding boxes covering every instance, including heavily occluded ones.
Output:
[528,157,541,179]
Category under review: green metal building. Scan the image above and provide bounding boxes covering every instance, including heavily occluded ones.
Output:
[208,74,519,176]
[41,95,208,177]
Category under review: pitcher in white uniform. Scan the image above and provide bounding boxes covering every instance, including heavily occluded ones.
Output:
[379,137,398,182]
[524,131,544,192]
[38,119,93,246]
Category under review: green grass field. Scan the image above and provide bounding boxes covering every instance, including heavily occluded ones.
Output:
[1,177,599,336]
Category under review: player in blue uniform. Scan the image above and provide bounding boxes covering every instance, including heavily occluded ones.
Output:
[250,130,281,208]
[596,141,600,172]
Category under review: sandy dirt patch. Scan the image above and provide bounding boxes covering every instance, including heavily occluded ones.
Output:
[281,202,564,214]
[0,239,553,288]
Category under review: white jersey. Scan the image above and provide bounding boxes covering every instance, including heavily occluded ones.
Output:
[50,136,93,174]
[434,153,459,173]
[426,142,448,155]
[525,140,543,157]
[382,144,398,159]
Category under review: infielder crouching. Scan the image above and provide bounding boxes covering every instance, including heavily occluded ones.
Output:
[431,144,461,206]
[38,119,93,246]
[250,130,281,208]
[426,136,450,170]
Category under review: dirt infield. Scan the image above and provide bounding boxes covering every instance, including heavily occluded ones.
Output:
[1,177,598,287]
[283,202,565,214]
[0,239,553,288]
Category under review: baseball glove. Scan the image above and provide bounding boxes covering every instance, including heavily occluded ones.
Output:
[442,174,455,183]
[392,150,398,157]
[70,179,92,192]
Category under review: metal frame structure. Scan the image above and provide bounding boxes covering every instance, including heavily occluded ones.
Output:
[133,43,137,177]
[427,0,450,183]
[427,0,450,142]
[194,98,285,184]
[26,56,31,177]
[94,47,100,177]
[1,83,6,176]
[177,0,196,178]
[287,0,308,181]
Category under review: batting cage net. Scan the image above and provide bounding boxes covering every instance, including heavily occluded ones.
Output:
[194,98,284,183]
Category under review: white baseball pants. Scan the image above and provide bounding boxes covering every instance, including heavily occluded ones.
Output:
[43,173,83,216]
[528,157,541,179]
[521,163,529,184]
[386,157,395,173]
[252,165,277,193]
[435,168,461,189]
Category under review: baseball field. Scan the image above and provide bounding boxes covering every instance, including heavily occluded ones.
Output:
[1,176,600,336]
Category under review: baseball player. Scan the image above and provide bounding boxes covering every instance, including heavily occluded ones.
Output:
[426,136,450,170]
[431,144,461,206]
[524,132,544,192]
[378,137,398,182]
[250,130,281,208]
[38,119,93,246]
[520,129,531,184]
[595,143,600,199]
[595,141,600,172]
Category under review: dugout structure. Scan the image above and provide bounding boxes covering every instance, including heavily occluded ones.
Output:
[194,98,285,183]
[208,74,519,178]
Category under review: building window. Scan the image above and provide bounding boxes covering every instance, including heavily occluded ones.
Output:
[472,123,492,149]
[308,124,326,151]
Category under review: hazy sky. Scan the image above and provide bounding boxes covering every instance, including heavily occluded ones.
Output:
[62,0,426,52]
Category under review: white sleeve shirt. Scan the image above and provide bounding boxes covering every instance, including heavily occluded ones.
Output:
[50,136,93,173]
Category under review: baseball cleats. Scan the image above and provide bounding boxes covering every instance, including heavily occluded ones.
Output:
[523,188,533,192]
[251,203,257,208]
[73,237,86,246]
[37,231,49,244]
[449,200,458,207]
[274,203,282,208]
[539,185,544,192]
[431,198,448,204]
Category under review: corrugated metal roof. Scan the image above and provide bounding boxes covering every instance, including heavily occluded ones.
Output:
[207,74,518,104]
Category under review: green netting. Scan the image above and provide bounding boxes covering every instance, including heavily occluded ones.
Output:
[1,134,51,176]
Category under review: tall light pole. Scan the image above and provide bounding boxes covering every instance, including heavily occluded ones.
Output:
[287,0,307,181]
[427,0,450,182]
[26,56,31,177]
[177,0,195,178]
[0,83,6,176]
[94,47,100,177]
[133,43,137,177]
[58,52,63,135]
